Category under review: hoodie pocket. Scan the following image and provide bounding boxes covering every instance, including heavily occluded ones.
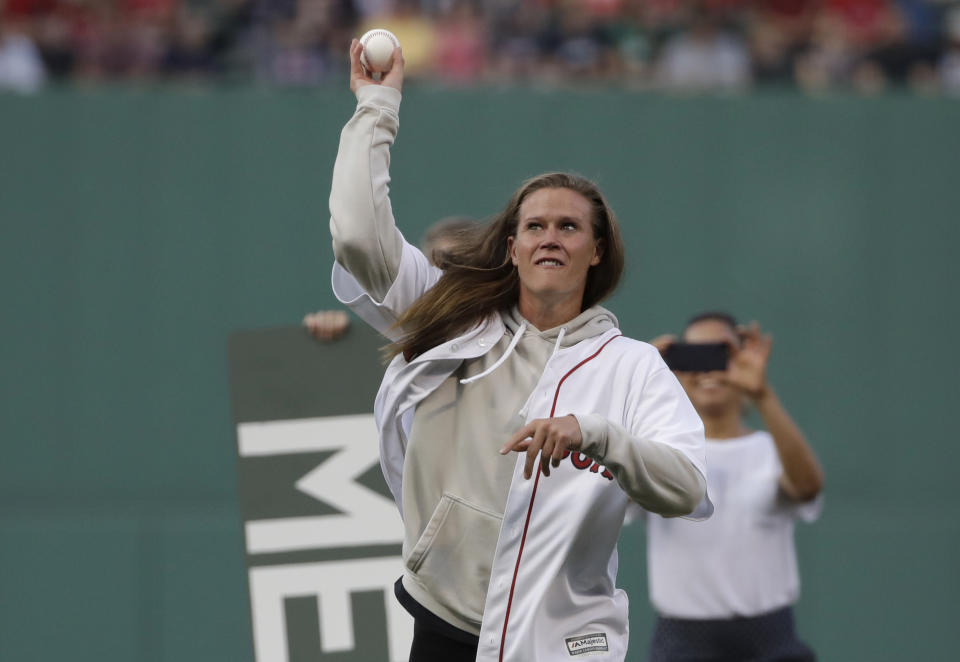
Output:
[405,492,503,625]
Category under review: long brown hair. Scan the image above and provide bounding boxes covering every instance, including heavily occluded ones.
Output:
[390,173,625,360]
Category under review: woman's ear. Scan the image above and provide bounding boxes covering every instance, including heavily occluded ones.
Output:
[508,235,518,266]
[591,238,605,266]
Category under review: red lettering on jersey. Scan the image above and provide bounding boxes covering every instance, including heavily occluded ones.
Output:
[571,452,592,470]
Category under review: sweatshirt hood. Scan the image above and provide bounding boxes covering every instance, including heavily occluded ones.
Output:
[459,305,618,386]
[503,304,619,347]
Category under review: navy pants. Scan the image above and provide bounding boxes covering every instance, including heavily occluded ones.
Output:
[649,606,816,662]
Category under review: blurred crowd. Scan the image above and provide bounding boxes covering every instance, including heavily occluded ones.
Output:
[2,0,960,93]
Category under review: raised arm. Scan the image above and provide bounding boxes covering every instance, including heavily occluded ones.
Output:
[728,323,824,502]
[755,387,824,501]
[329,40,406,301]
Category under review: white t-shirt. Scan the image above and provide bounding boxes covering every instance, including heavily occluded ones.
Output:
[644,430,821,619]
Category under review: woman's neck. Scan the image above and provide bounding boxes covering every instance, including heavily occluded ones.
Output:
[701,409,749,440]
[517,294,582,332]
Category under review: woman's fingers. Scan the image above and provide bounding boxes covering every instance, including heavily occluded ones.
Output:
[501,422,534,454]
[381,47,405,92]
[551,436,566,467]
[303,310,350,341]
[503,417,584,479]
[349,39,362,79]
[524,425,549,479]
[349,38,374,94]
[649,334,676,356]
[737,321,773,359]
[540,437,556,477]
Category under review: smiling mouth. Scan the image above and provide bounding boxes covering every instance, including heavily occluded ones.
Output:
[696,378,724,390]
[535,258,564,267]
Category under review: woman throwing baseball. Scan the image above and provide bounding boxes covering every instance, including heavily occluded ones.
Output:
[329,39,711,662]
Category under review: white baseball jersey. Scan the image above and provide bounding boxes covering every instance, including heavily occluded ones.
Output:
[334,242,712,661]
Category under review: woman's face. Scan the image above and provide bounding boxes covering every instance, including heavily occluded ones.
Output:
[508,187,603,311]
[677,319,742,417]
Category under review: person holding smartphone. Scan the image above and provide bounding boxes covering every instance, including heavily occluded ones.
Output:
[646,312,825,662]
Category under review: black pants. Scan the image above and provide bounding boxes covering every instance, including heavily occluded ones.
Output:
[649,606,816,662]
[409,619,479,662]
[397,578,479,662]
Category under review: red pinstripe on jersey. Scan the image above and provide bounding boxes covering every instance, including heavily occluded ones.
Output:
[498,334,622,661]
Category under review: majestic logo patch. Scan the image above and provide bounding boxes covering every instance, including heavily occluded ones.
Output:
[565,632,609,656]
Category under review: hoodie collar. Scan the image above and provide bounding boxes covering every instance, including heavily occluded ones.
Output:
[504,304,618,347]
[460,305,618,385]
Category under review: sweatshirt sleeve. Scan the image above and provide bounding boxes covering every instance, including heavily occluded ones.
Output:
[329,85,407,302]
[575,366,710,519]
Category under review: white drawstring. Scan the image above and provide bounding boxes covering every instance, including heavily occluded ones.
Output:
[459,322,568,394]
[459,322,527,384]
[517,327,566,419]
[549,327,566,362]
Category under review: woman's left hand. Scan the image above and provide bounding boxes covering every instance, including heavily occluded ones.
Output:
[501,415,583,479]
[724,321,772,399]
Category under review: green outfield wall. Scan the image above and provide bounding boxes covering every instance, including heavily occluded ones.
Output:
[1,88,957,661]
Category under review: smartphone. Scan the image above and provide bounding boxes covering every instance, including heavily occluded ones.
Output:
[663,342,729,372]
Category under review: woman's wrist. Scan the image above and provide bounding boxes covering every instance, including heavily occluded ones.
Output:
[751,383,774,406]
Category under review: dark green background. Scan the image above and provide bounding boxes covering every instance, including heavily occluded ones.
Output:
[1,87,957,661]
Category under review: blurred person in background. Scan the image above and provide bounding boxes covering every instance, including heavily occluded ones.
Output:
[255,0,332,86]
[750,0,817,89]
[748,10,803,86]
[31,1,76,80]
[655,4,751,91]
[604,0,657,84]
[328,39,711,661]
[304,215,477,341]
[548,0,616,82]
[825,0,891,48]
[851,3,941,93]
[487,0,548,83]
[358,0,435,77]
[431,0,485,84]
[250,0,356,86]
[793,8,857,91]
[417,215,477,267]
[5,0,960,92]
[161,7,217,79]
[938,5,960,95]
[645,312,824,662]
[0,4,47,92]
[67,0,173,80]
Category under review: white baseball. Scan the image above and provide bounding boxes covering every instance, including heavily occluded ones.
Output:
[359,29,400,74]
